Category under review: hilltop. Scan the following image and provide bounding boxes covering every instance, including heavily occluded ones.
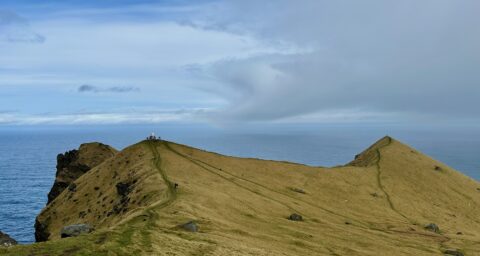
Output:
[1,136,479,255]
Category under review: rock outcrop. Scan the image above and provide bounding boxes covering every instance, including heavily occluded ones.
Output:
[0,231,17,247]
[47,142,117,204]
[34,218,50,242]
[348,136,392,167]
[35,142,117,242]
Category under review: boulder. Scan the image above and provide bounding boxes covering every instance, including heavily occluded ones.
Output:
[288,213,303,221]
[60,224,94,238]
[179,221,198,232]
[444,249,464,256]
[0,231,17,247]
[424,223,440,233]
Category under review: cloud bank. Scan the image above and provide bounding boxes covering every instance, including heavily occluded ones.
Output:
[191,0,480,123]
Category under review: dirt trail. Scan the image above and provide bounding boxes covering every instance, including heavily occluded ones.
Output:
[147,141,177,207]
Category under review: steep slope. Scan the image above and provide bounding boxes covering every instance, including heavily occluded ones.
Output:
[35,142,166,243]
[2,137,480,256]
[46,142,118,204]
[35,142,118,242]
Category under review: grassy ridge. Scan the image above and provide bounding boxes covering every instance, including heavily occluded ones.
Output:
[1,137,479,255]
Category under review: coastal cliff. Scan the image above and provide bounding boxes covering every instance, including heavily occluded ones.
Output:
[2,137,480,255]
[35,142,117,242]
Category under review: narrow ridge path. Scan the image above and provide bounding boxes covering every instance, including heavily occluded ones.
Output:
[147,141,177,207]
[375,137,412,224]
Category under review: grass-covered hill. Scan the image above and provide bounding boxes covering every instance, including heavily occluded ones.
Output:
[1,136,479,255]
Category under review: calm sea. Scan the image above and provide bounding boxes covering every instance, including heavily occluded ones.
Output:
[0,124,479,243]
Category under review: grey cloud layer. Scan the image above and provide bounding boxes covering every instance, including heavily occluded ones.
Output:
[192,0,480,122]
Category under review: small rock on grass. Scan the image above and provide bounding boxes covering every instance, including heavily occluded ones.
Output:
[179,221,198,232]
[61,224,94,238]
[424,223,440,233]
[288,213,303,221]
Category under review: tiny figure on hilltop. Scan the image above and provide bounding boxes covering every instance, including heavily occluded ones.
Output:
[146,132,161,141]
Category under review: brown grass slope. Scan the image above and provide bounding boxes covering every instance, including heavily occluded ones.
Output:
[45,142,118,206]
[2,136,480,255]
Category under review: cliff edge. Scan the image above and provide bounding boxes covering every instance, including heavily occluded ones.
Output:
[36,142,117,242]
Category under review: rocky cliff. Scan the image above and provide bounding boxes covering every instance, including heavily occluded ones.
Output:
[35,142,117,242]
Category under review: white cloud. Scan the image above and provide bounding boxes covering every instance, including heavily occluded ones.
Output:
[0,108,208,125]
[0,18,286,81]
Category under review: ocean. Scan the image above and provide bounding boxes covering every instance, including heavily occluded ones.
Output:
[0,124,479,244]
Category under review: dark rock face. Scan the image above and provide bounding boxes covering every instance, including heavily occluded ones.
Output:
[0,231,17,247]
[424,223,440,233]
[60,224,94,238]
[444,249,464,256]
[288,213,303,221]
[109,181,135,216]
[116,182,132,197]
[34,217,51,242]
[179,221,198,232]
[47,149,90,204]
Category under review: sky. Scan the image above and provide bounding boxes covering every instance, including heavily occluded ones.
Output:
[0,0,479,126]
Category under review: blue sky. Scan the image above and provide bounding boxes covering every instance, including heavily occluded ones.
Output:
[1,0,479,125]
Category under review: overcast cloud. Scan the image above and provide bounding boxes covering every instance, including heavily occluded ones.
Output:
[0,0,479,125]
[191,0,480,123]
